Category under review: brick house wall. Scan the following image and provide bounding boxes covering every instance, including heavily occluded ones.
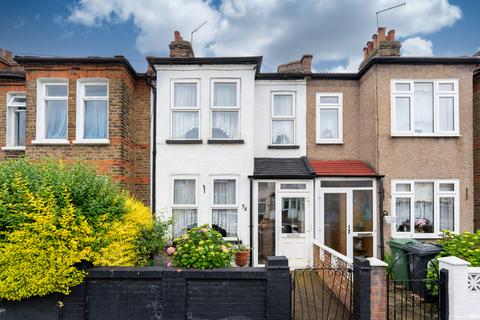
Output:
[0,56,151,205]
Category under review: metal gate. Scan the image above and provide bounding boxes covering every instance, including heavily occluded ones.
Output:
[292,267,353,320]
[387,255,448,320]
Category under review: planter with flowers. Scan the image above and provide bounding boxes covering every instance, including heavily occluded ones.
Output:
[234,243,250,267]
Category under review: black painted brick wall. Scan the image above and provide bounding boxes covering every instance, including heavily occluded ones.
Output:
[0,257,290,320]
[352,257,371,320]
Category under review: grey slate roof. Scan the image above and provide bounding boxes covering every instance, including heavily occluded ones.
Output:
[252,157,315,179]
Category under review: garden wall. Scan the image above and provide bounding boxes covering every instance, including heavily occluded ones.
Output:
[0,256,290,320]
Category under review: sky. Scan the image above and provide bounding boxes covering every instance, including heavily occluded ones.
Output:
[1,0,479,73]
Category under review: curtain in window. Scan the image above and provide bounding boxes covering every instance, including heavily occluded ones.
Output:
[273,95,293,116]
[214,83,237,106]
[174,180,196,205]
[439,197,454,231]
[212,111,238,138]
[214,180,236,205]
[212,209,237,237]
[414,83,434,133]
[439,97,454,131]
[395,198,411,232]
[84,100,108,139]
[414,182,434,232]
[395,97,411,131]
[45,100,67,139]
[172,111,199,139]
[319,109,338,139]
[272,120,293,144]
[15,111,26,146]
[174,83,197,107]
[173,209,197,237]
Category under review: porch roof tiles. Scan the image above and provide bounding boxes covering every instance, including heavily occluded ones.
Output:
[252,157,315,179]
[309,160,377,177]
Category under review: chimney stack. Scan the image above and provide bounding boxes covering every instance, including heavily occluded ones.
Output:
[359,27,401,69]
[169,31,194,58]
[0,48,22,71]
[277,54,313,74]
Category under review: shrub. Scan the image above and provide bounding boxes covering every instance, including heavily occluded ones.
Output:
[0,159,169,300]
[172,224,234,269]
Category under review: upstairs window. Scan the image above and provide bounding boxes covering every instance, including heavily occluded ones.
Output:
[316,93,343,144]
[392,180,459,238]
[391,80,459,136]
[211,79,240,139]
[271,92,295,145]
[76,80,109,142]
[35,79,68,143]
[5,93,26,148]
[171,80,200,140]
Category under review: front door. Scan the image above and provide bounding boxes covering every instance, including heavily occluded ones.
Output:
[277,193,311,267]
[321,188,375,258]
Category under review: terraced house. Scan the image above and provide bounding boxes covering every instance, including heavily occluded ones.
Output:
[1,28,479,267]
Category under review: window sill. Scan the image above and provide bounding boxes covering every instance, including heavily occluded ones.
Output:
[166,139,203,144]
[73,139,110,145]
[316,141,343,145]
[268,145,300,149]
[1,146,25,151]
[391,134,461,138]
[391,233,443,240]
[31,139,69,145]
[207,139,244,144]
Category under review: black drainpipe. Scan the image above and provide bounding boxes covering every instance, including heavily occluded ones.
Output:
[249,178,253,267]
[378,176,385,260]
[147,77,157,214]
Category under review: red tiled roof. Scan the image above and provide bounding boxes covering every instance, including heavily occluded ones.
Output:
[308,160,377,176]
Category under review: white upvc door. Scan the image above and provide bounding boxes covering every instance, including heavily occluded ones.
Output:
[276,192,311,267]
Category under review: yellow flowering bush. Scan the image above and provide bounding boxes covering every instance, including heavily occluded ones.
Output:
[172,224,234,269]
[0,159,169,301]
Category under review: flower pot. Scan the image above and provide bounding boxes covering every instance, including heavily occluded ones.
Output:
[235,250,250,267]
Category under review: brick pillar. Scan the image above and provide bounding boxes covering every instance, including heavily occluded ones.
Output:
[368,257,388,320]
[162,269,186,320]
[265,256,291,320]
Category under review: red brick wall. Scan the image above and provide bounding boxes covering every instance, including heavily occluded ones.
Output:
[0,64,151,205]
[474,75,480,231]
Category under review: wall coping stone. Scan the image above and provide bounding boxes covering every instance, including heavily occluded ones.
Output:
[438,256,470,267]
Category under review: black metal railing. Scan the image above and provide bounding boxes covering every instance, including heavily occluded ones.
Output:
[292,267,353,320]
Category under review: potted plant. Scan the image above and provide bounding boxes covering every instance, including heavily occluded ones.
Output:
[234,243,250,267]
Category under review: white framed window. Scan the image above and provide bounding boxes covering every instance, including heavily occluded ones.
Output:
[170,79,200,140]
[33,79,69,144]
[271,92,295,145]
[75,79,109,143]
[391,79,459,136]
[211,176,238,239]
[172,177,198,237]
[4,92,26,149]
[210,79,240,139]
[391,179,459,238]
[316,93,343,144]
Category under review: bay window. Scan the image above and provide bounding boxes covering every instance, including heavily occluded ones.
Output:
[316,93,343,143]
[4,93,26,149]
[172,178,198,237]
[34,79,68,143]
[76,79,109,142]
[271,92,295,145]
[212,178,238,238]
[211,79,240,139]
[391,79,459,136]
[392,180,459,237]
[171,80,200,140]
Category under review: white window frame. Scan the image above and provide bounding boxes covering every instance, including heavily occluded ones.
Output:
[3,92,26,150]
[33,78,69,144]
[271,91,296,145]
[170,79,200,140]
[391,179,460,239]
[316,92,343,144]
[211,175,239,240]
[74,79,109,144]
[391,79,459,137]
[210,78,241,140]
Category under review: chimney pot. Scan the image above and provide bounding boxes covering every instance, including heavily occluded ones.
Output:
[363,47,368,59]
[372,34,378,49]
[378,27,386,42]
[387,29,396,41]
[174,30,182,41]
[5,50,13,59]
